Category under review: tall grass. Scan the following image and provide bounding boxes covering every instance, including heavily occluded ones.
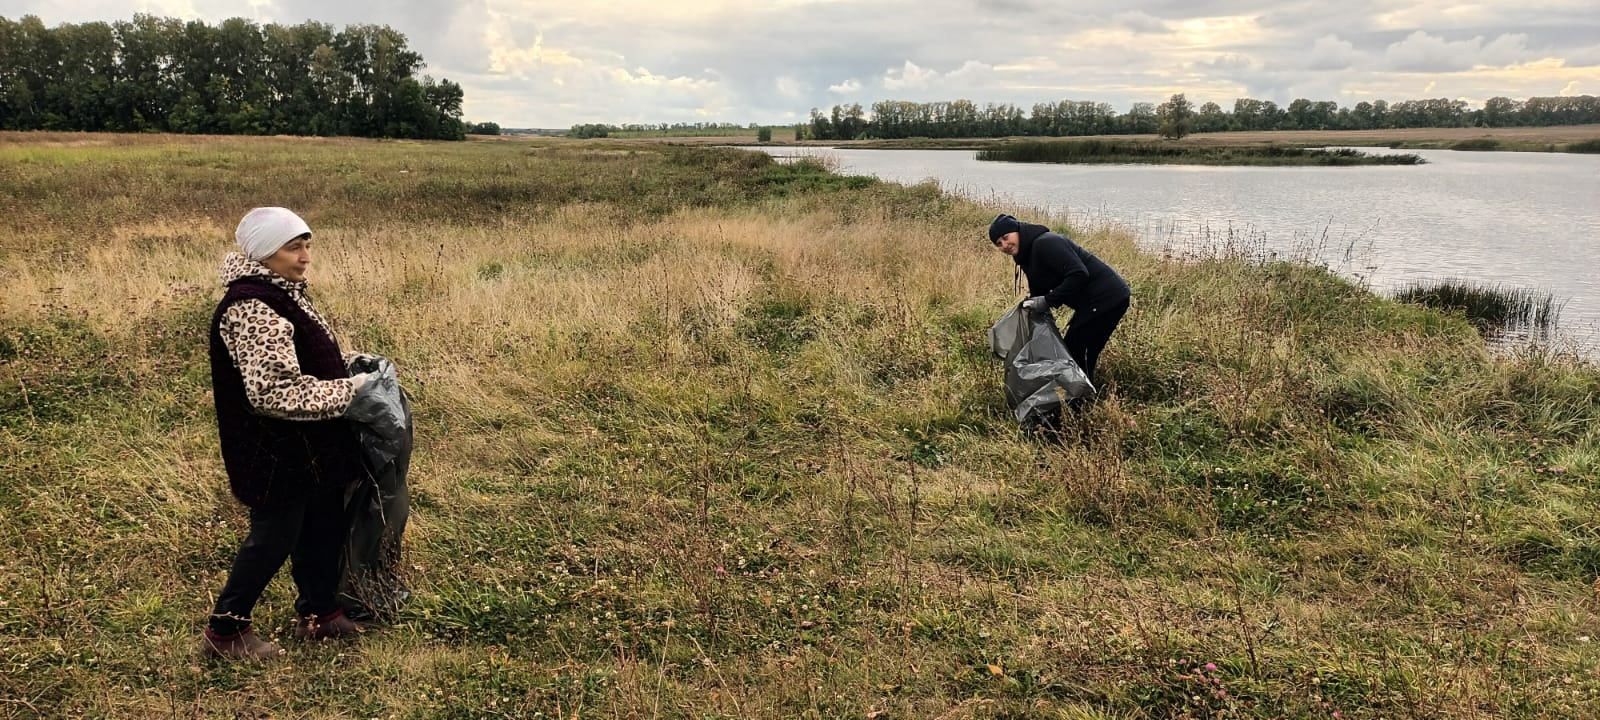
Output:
[976,140,1424,166]
[2,132,1598,718]
[1395,279,1566,341]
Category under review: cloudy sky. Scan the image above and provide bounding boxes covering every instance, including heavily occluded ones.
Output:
[6,0,1599,127]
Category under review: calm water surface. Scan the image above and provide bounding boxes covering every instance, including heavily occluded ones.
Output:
[753,146,1600,354]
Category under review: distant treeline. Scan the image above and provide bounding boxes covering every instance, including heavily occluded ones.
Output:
[0,15,466,140]
[568,122,761,138]
[805,95,1600,140]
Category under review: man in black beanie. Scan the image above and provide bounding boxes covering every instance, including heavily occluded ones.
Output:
[989,213,1130,388]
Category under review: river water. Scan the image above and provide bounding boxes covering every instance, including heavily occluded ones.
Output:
[750,146,1600,355]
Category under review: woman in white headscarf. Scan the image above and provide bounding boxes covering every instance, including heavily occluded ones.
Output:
[200,207,374,661]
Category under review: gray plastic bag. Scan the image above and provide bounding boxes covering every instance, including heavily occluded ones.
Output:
[988,305,1095,426]
[340,356,413,621]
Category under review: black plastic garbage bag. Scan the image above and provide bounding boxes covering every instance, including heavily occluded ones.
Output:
[988,305,1094,427]
[340,356,413,622]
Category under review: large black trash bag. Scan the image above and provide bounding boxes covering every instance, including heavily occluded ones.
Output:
[340,356,413,622]
[987,305,1094,428]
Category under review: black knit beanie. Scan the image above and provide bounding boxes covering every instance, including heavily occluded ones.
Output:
[987,213,1021,244]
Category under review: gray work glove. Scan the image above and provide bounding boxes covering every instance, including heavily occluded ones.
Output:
[1021,296,1051,314]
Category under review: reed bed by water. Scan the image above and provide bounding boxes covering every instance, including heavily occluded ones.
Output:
[1390,137,1600,153]
[1396,279,1566,338]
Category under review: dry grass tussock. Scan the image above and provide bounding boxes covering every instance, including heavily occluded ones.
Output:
[1,132,1598,718]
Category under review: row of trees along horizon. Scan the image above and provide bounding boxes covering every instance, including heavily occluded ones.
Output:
[566,93,1598,142]
[800,93,1600,140]
[0,15,472,139]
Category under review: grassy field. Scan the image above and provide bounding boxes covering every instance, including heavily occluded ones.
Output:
[2,131,1599,718]
[827,125,1600,153]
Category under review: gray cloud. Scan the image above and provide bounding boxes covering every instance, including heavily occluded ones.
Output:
[1384,31,1534,72]
[1305,35,1360,71]
[1113,10,1168,33]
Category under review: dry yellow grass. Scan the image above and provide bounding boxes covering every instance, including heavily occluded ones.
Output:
[1,132,1598,718]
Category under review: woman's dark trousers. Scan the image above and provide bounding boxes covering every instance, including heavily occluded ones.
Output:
[209,479,349,635]
[1064,297,1130,385]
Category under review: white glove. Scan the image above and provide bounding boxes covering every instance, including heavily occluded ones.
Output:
[349,372,375,393]
[1021,296,1051,314]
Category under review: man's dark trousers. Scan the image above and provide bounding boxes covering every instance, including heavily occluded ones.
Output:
[1064,297,1130,384]
[209,477,350,635]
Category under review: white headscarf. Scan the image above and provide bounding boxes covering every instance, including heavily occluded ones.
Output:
[235,207,312,261]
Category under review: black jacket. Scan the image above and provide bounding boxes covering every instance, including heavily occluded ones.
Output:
[1013,222,1130,311]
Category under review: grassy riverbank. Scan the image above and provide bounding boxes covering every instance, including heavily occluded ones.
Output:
[2,132,1598,718]
[975,140,1422,166]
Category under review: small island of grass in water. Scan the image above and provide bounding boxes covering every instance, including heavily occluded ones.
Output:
[977,140,1424,166]
[1395,278,1565,344]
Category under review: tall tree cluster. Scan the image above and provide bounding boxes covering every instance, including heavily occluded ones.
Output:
[1156,93,1194,139]
[0,15,466,140]
[807,94,1600,140]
